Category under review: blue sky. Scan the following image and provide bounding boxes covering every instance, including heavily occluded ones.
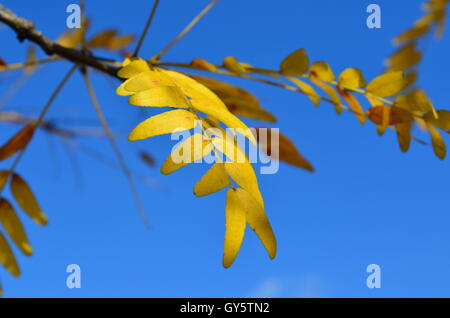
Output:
[1,0,450,297]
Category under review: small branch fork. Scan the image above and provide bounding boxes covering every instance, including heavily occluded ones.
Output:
[0,4,119,77]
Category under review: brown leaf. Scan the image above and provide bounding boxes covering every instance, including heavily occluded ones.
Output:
[338,88,366,124]
[88,29,135,51]
[0,124,36,161]
[366,106,413,126]
[0,170,9,191]
[253,128,314,172]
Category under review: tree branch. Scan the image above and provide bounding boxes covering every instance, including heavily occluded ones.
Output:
[0,4,119,77]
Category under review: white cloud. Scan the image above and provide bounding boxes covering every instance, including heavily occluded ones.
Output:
[247,278,283,298]
[248,274,328,298]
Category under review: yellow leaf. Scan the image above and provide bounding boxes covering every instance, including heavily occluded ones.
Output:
[424,110,450,131]
[366,71,407,97]
[338,68,366,89]
[161,133,212,175]
[194,163,229,197]
[395,90,436,116]
[10,174,48,226]
[117,69,174,96]
[377,125,386,136]
[200,116,221,130]
[223,188,247,268]
[396,122,413,153]
[228,188,276,262]
[190,58,218,72]
[433,9,447,38]
[311,79,342,114]
[187,74,276,122]
[117,58,151,79]
[222,99,276,123]
[211,137,264,208]
[117,60,256,144]
[128,87,190,108]
[129,109,197,141]
[427,123,446,160]
[386,42,422,71]
[338,88,365,124]
[415,117,428,132]
[0,199,33,256]
[309,61,335,82]
[279,48,309,76]
[287,77,320,106]
[404,72,418,89]
[163,70,228,111]
[395,24,430,44]
[0,124,36,161]
[0,232,20,277]
[222,56,247,74]
[161,70,257,144]
[365,94,384,109]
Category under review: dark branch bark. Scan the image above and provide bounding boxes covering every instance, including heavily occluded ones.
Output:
[0,4,119,78]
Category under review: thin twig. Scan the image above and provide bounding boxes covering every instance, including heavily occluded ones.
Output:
[133,0,160,57]
[82,68,151,227]
[62,137,163,191]
[152,0,219,61]
[0,73,31,108]
[0,56,60,72]
[60,138,84,191]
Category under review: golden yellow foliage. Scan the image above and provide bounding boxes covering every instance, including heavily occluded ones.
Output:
[10,174,47,226]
